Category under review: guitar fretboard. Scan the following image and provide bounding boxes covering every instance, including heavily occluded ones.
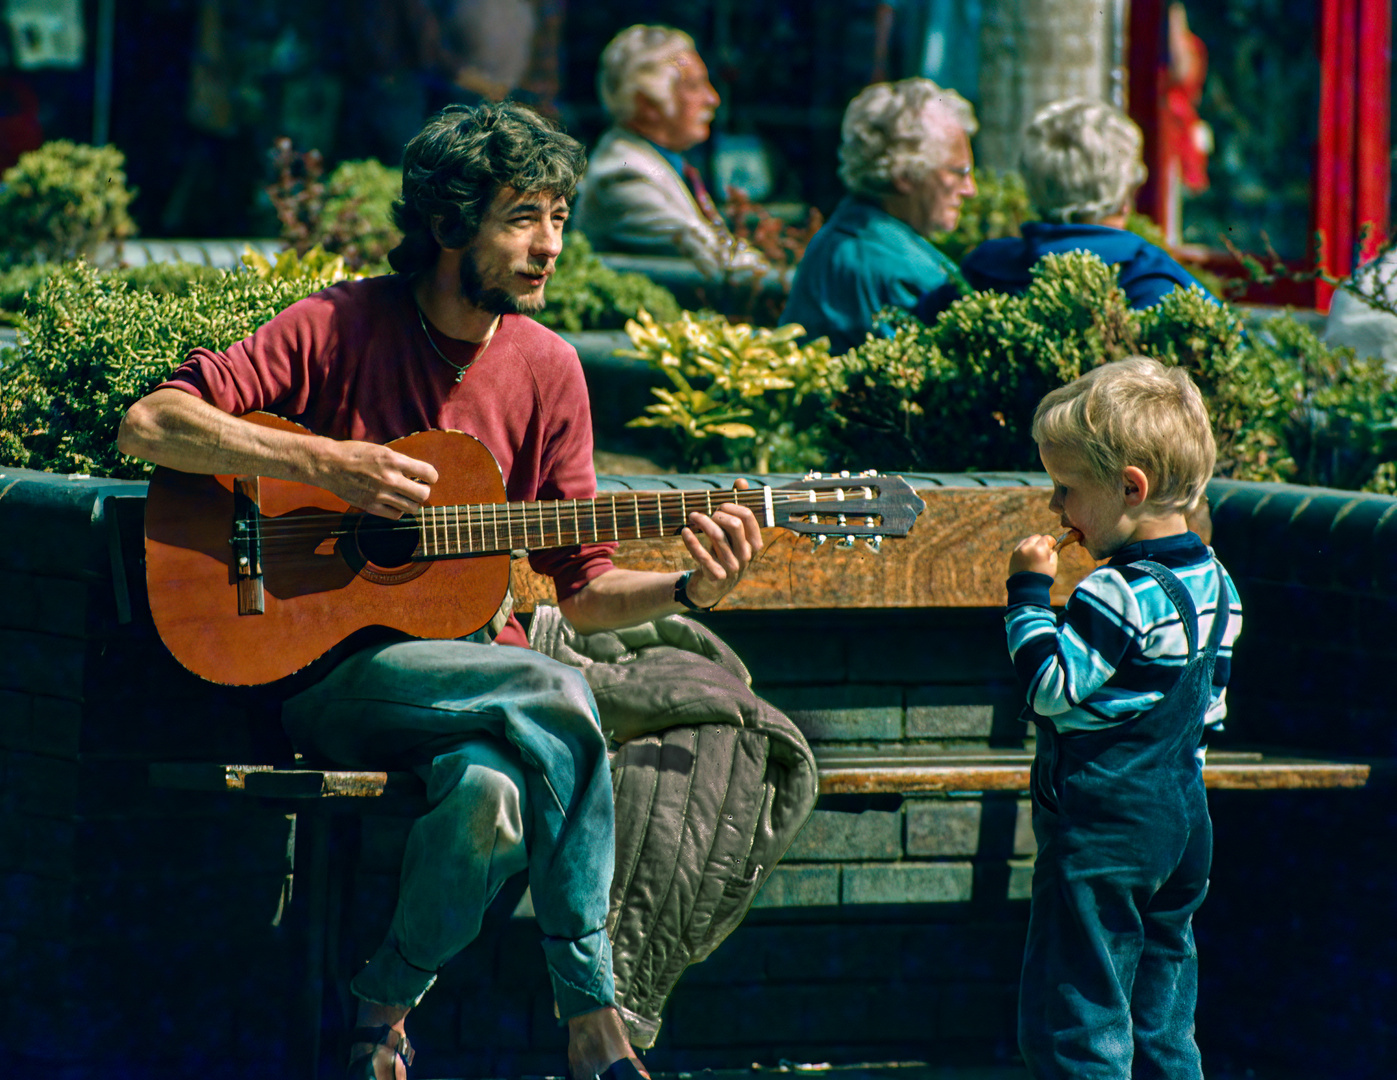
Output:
[414,487,774,557]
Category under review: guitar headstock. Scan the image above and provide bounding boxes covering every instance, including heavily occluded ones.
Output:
[769,470,926,551]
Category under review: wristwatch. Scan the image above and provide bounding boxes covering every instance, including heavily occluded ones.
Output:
[673,570,717,612]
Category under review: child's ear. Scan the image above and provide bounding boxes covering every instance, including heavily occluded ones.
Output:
[1122,465,1150,507]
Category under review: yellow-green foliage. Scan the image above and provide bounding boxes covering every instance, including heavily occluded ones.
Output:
[822,250,1397,491]
[0,142,137,266]
[0,262,320,478]
[534,232,682,332]
[622,308,834,473]
[931,167,1033,264]
[242,244,359,286]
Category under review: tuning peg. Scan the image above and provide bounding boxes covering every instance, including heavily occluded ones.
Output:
[839,470,850,478]
[811,534,828,549]
[865,535,883,553]
[860,469,879,477]
[836,535,857,549]
[837,514,847,527]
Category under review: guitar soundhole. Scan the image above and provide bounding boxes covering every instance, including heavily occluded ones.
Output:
[344,513,430,585]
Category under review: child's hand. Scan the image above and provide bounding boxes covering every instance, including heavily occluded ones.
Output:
[1009,534,1060,577]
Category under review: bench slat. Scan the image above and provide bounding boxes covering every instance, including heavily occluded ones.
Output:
[152,749,1370,800]
[814,749,1369,793]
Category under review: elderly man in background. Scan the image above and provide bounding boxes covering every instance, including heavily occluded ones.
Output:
[780,78,977,356]
[961,98,1216,309]
[573,24,767,275]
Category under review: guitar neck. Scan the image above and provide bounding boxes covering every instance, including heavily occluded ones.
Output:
[414,486,772,558]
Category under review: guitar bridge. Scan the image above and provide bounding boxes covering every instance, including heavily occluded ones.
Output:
[231,476,265,615]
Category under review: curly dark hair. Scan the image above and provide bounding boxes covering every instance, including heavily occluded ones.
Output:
[387,102,587,279]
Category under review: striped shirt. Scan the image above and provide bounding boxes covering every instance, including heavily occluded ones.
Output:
[1005,532,1243,735]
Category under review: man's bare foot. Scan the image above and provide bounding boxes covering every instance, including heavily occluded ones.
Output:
[566,1006,650,1080]
[350,1003,412,1080]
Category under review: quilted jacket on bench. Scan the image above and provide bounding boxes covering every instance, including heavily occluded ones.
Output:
[529,606,819,1047]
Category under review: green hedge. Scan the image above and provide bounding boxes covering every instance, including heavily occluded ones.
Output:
[0,263,320,479]
[818,251,1397,492]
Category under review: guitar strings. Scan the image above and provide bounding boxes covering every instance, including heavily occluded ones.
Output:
[244,488,887,542]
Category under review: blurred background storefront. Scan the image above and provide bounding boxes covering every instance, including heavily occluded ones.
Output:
[0,0,1390,306]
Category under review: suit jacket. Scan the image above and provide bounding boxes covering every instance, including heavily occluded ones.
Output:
[574,125,767,276]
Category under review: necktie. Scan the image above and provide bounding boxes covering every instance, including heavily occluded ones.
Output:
[682,162,726,227]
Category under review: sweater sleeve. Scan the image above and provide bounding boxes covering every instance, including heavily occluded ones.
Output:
[1005,567,1141,722]
[156,291,337,418]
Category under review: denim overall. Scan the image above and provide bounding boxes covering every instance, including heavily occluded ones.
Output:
[1019,560,1229,1079]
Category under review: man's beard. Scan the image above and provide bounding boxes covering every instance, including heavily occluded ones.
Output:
[458,252,547,315]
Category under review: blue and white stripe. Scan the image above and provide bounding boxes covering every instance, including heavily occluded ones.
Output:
[1005,537,1243,735]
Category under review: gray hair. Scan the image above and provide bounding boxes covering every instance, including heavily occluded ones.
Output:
[597,24,696,123]
[1020,98,1148,223]
[837,78,978,198]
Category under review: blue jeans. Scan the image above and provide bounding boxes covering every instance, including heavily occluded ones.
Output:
[282,638,616,1020]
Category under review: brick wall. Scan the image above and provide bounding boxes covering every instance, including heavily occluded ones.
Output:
[0,468,305,1078]
[5,468,1396,1078]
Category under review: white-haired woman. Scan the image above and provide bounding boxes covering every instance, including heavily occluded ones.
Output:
[573,24,766,274]
[780,77,978,355]
[961,98,1216,308]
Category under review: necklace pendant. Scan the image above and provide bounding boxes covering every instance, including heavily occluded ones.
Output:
[455,370,466,384]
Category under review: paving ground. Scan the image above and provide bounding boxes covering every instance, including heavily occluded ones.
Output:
[423,1062,1312,1080]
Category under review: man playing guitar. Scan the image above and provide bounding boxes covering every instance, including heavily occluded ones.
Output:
[117,102,762,1080]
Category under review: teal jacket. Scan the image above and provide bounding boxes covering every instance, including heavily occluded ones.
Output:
[780,196,959,355]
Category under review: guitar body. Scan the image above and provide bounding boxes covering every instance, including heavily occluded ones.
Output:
[144,414,511,685]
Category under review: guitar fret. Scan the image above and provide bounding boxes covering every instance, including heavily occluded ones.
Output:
[555,501,563,547]
[590,497,598,543]
[633,495,641,538]
[573,499,581,547]
[656,493,663,536]
[610,494,619,541]
[492,503,500,553]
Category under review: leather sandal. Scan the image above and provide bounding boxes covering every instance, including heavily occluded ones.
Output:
[347,1024,415,1079]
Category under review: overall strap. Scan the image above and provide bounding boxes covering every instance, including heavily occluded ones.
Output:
[1133,558,1229,664]
[1134,559,1199,661]
[1203,560,1232,655]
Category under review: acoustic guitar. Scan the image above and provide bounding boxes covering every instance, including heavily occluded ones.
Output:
[144,413,926,686]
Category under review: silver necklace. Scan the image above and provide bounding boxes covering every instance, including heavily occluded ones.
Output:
[415,302,497,384]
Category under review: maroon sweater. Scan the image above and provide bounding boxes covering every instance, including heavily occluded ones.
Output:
[158,274,616,648]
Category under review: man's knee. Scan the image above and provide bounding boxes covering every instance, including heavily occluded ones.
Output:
[440,763,528,862]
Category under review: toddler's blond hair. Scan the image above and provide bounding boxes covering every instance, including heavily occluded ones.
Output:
[1032,356,1216,513]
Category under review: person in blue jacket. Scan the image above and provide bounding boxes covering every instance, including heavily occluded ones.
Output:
[781,77,978,355]
[959,98,1217,311]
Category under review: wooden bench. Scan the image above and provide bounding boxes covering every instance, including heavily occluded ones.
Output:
[150,747,1374,804]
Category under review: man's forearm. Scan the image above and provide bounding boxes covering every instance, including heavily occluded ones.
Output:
[558,567,691,636]
[116,387,328,481]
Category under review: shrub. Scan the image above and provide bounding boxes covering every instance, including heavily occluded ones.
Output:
[1,260,226,329]
[621,308,834,473]
[820,250,1397,491]
[0,262,319,478]
[265,140,400,271]
[0,141,137,266]
[535,232,682,332]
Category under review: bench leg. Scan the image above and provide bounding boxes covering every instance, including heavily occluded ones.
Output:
[296,809,331,1080]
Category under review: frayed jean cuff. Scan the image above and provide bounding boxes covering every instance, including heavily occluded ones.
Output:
[544,927,615,1024]
[350,940,438,1009]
